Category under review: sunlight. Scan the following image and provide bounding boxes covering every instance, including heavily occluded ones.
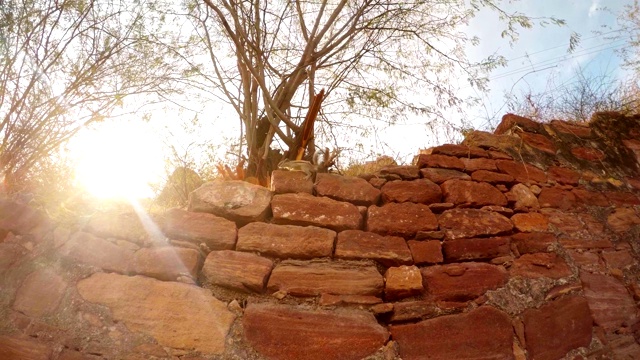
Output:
[71,120,165,200]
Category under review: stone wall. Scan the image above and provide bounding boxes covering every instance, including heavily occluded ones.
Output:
[1,112,640,360]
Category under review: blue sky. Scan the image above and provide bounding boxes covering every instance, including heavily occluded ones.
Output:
[466,0,630,127]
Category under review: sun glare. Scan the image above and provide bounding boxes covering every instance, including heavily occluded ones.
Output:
[72,120,164,199]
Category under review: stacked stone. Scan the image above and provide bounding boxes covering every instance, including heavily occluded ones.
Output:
[0,112,639,360]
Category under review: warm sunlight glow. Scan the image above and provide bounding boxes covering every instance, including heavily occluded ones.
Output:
[72,120,165,199]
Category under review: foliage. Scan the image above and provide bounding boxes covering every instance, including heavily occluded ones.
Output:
[178,0,565,181]
[0,0,180,193]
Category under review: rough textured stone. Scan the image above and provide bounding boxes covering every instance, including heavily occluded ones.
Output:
[319,294,382,306]
[520,131,557,154]
[0,335,52,360]
[511,212,549,232]
[421,263,508,301]
[548,166,580,185]
[462,130,521,152]
[523,296,593,360]
[551,119,592,137]
[470,170,515,184]
[202,250,273,293]
[244,303,388,360]
[267,260,384,296]
[461,157,498,172]
[58,231,134,273]
[443,237,510,262]
[85,210,147,245]
[315,173,381,206]
[133,247,200,281]
[237,222,335,259]
[272,193,362,232]
[417,154,465,170]
[420,168,470,184]
[407,240,443,265]
[572,188,610,207]
[511,232,556,254]
[602,250,635,269]
[271,169,314,194]
[12,269,67,317]
[441,179,508,207]
[607,207,640,233]
[439,209,513,240]
[510,253,572,279]
[189,180,273,225]
[366,202,438,238]
[430,144,489,158]
[580,272,637,332]
[160,208,237,250]
[379,166,421,180]
[380,179,442,204]
[495,113,543,134]
[389,301,438,322]
[77,272,235,354]
[0,200,51,236]
[538,187,576,210]
[385,265,423,300]
[495,160,547,183]
[571,146,605,161]
[506,183,540,211]
[391,306,513,360]
[335,230,412,267]
[0,243,28,271]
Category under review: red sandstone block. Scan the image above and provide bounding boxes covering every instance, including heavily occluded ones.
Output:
[523,296,593,360]
[366,202,438,238]
[470,170,515,184]
[315,173,381,206]
[416,154,465,170]
[495,160,547,183]
[511,212,549,232]
[380,179,442,204]
[202,250,273,293]
[550,119,592,138]
[548,166,580,185]
[384,265,423,300]
[538,187,576,210]
[237,222,335,259]
[430,144,489,158]
[272,193,362,232]
[572,188,610,207]
[442,236,510,262]
[438,208,513,240]
[520,131,557,154]
[420,167,470,184]
[495,113,543,134]
[511,232,556,254]
[571,146,605,161]
[407,240,442,265]
[441,179,507,207]
[510,253,572,279]
[460,157,497,172]
[421,262,508,301]
[580,272,638,332]
[335,230,412,267]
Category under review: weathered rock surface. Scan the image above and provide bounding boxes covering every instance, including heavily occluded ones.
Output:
[380,179,442,204]
[407,240,443,265]
[160,208,237,250]
[471,170,515,184]
[77,272,235,354]
[607,207,640,233]
[384,265,423,300]
[85,210,147,245]
[244,303,388,360]
[58,231,134,273]
[507,183,540,211]
[335,230,412,266]
[367,202,438,238]
[443,237,510,262]
[580,272,637,332]
[271,169,314,194]
[523,296,593,360]
[511,232,556,254]
[237,222,335,259]
[431,144,489,158]
[389,301,438,322]
[441,179,508,207]
[272,193,362,232]
[133,246,200,280]
[0,335,53,360]
[202,250,273,293]
[510,253,572,279]
[420,168,471,183]
[12,269,67,318]
[267,260,383,296]
[391,306,514,360]
[511,212,549,232]
[0,200,51,235]
[439,209,513,239]
[495,160,547,183]
[315,173,381,206]
[417,154,465,170]
[189,180,273,225]
[421,263,508,301]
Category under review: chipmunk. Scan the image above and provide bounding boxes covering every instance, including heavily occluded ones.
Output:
[277,152,321,180]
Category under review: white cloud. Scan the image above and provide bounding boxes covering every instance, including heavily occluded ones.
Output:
[588,0,600,18]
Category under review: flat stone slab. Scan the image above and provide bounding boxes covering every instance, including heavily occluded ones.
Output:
[85,210,147,245]
[202,250,273,293]
[580,272,637,332]
[523,296,593,360]
[391,306,513,360]
[244,303,388,360]
[367,202,438,238]
[314,173,381,206]
[267,260,384,296]
[271,193,362,232]
[189,180,272,225]
[77,272,235,355]
[510,253,572,279]
[380,179,442,204]
[441,179,507,207]
[58,231,134,273]
[421,262,508,301]
[133,246,200,281]
[237,222,335,259]
[439,208,513,240]
[160,208,237,250]
[0,335,53,360]
[12,269,67,318]
[443,236,510,262]
[335,230,412,267]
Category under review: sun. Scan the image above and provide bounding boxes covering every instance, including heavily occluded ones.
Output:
[71,120,165,199]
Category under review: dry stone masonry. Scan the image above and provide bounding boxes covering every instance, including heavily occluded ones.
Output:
[1,112,640,359]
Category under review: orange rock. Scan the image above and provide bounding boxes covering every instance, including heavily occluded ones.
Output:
[384,265,423,300]
[441,179,508,207]
[315,173,381,206]
[511,212,549,232]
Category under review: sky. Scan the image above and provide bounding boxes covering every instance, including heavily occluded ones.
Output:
[69,0,636,199]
